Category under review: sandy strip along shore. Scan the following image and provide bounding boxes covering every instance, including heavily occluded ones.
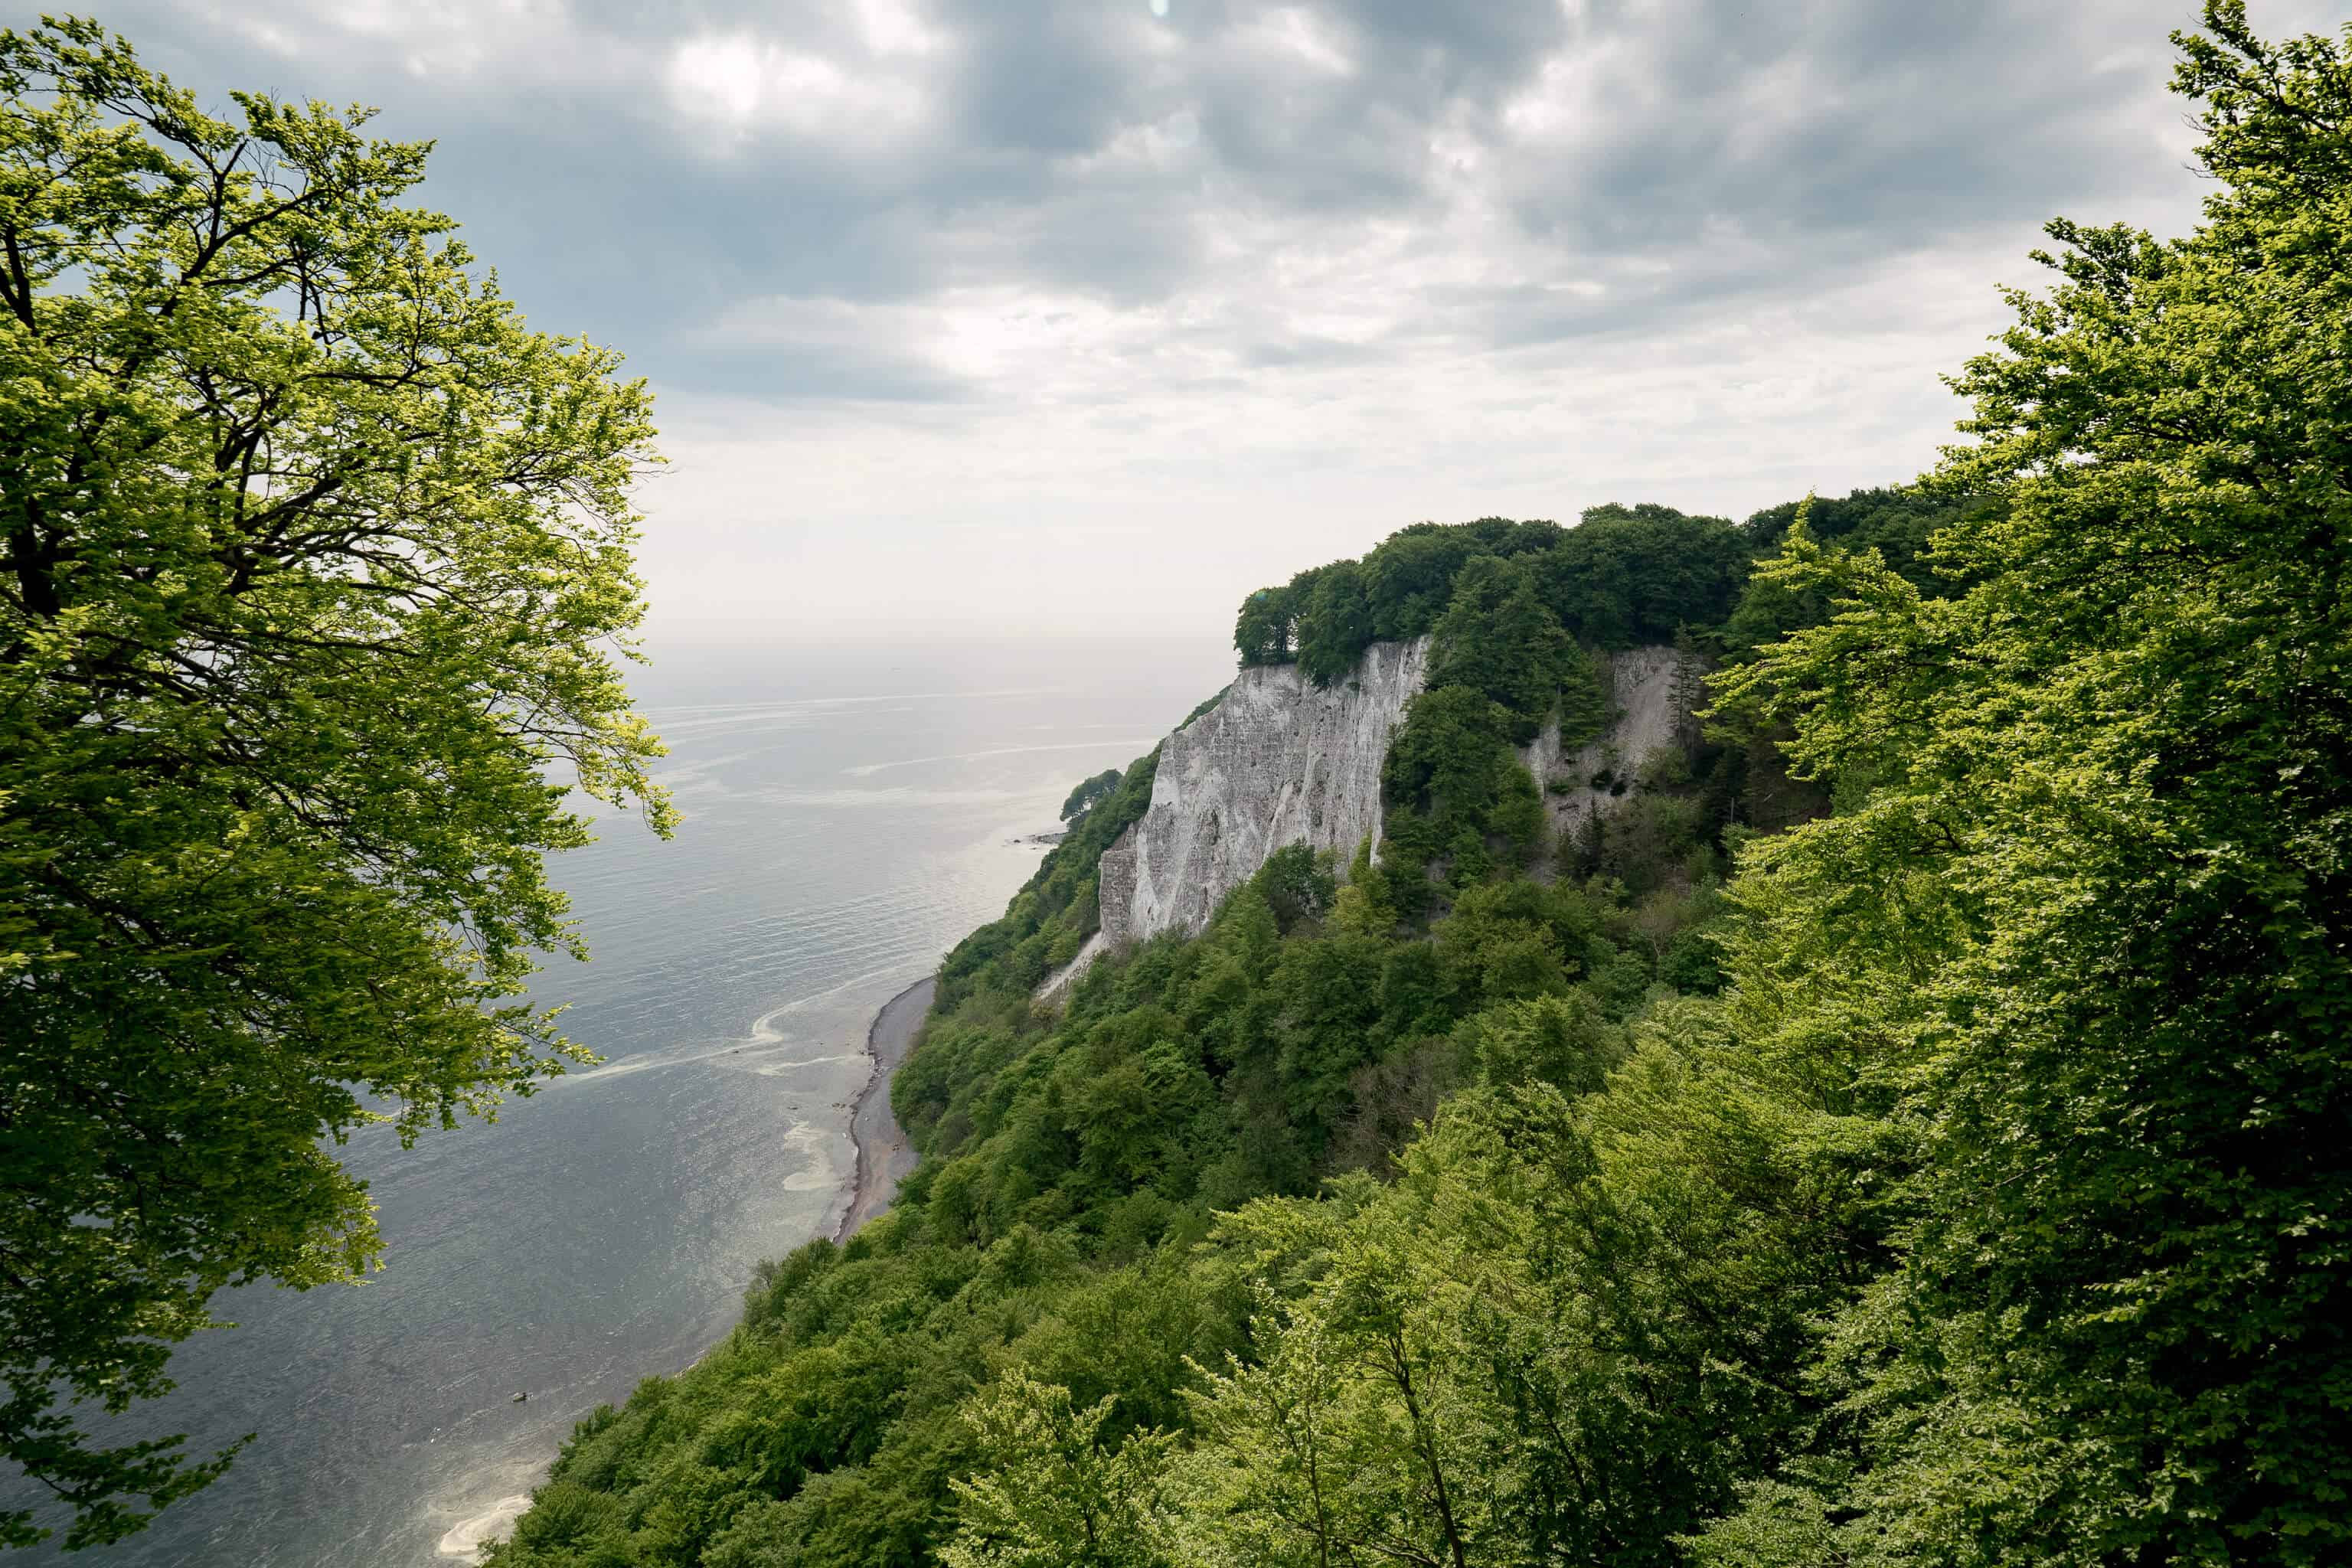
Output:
[832,975,936,1242]
[438,977,941,1561]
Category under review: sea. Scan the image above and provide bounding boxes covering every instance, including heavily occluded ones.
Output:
[24,635,1231,1568]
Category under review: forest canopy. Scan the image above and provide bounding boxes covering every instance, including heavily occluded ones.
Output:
[1233,504,1750,678]
[483,6,2352,1566]
[1060,770,1125,824]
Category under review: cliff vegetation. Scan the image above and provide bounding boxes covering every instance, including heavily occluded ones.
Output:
[488,8,2352,1566]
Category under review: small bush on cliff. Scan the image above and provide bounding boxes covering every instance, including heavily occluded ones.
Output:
[1059,768,1124,822]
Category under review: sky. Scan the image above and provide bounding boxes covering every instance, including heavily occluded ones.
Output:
[51,0,2348,648]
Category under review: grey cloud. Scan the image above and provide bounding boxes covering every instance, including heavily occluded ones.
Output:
[1511,2,2173,247]
[1241,335,1389,371]
[685,336,973,403]
[940,1,1159,155]
[63,0,2345,402]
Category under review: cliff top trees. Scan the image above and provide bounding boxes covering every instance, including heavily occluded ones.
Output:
[1230,503,1752,679]
[0,21,668,1546]
[1426,557,1574,743]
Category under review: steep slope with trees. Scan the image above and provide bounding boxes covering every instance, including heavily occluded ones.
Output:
[488,6,2352,1566]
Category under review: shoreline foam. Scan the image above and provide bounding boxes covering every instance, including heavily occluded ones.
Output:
[441,979,937,1561]
[437,1494,532,1560]
[832,974,935,1242]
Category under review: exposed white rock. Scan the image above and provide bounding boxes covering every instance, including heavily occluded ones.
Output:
[1106,637,1429,946]
[1034,638,1693,1001]
[1034,929,1108,1004]
[1521,644,1690,850]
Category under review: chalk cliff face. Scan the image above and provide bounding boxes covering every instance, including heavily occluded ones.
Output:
[1099,637,1430,946]
[1520,644,1693,847]
[1037,638,1690,1000]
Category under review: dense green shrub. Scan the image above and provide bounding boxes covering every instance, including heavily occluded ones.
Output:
[1057,769,1122,822]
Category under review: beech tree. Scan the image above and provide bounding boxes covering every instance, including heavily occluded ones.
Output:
[1707,5,2352,1557]
[1426,557,1573,744]
[942,1372,1179,1568]
[0,21,669,1547]
[1060,768,1123,823]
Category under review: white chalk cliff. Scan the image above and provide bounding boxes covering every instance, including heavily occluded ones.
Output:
[1519,643,1694,848]
[1037,638,1690,1000]
[1103,636,1431,947]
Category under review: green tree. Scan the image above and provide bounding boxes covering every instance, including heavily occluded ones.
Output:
[1361,525,1477,641]
[1735,485,1978,593]
[1295,561,1374,688]
[1188,1210,1522,1568]
[1269,935,1389,1141]
[1382,687,1515,818]
[1234,585,1297,665]
[0,23,668,1546]
[1328,836,1396,939]
[1536,503,1749,649]
[1454,993,1620,1095]
[1707,6,2352,1557]
[1061,768,1124,822]
[1254,844,1338,933]
[942,1372,1179,1568]
[1554,647,1612,750]
[1177,1289,1355,1568]
[1426,557,1571,741]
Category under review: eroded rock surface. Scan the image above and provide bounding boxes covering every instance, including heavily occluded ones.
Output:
[1521,644,1691,850]
[1037,638,1691,999]
[1099,637,1431,946]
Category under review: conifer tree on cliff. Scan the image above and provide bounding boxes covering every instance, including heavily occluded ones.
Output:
[0,20,670,1547]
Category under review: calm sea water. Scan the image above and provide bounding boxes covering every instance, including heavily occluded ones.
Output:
[28,637,1230,1568]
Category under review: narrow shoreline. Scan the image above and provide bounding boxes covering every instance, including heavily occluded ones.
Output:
[440,977,941,1560]
[831,974,936,1242]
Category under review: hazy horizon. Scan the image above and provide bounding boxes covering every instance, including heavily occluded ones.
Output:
[74,0,2347,646]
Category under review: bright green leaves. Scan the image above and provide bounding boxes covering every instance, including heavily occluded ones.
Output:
[0,21,666,1544]
[1174,1041,1881,1568]
[1697,7,2352,1561]
[942,1372,1181,1568]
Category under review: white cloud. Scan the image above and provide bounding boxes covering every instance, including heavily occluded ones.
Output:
[851,0,947,57]
[662,31,932,145]
[1250,8,1355,77]
[97,0,2352,654]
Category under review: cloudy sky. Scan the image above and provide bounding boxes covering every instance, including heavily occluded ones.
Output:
[73,0,2344,648]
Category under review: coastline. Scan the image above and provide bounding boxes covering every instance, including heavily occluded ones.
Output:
[442,980,940,1560]
[832,974,936,1242]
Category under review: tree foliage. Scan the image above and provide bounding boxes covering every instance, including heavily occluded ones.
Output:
[0,21,667,1546]
[1425,557,1572,743]
[445,6,2352,1567]
[1236,506,1753,683]
[1700,9,2352,1557]
[1534,502,1747,648]
[1061,769,1124,823]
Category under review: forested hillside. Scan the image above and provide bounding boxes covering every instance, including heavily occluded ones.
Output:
[487,8,2352,1565]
